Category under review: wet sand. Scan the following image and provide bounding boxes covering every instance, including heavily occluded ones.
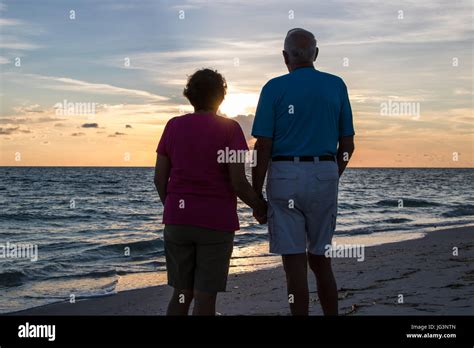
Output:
[12,226,473,316]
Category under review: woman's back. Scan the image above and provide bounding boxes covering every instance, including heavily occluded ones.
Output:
[157,112,248,231]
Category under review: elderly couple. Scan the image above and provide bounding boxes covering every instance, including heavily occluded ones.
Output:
[154,28,355,316]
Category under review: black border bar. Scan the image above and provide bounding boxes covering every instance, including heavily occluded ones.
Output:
[0,315,472,346]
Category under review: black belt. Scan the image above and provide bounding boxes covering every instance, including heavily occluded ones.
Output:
[272,155,335,162]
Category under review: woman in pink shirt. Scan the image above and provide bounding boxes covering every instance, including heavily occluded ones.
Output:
[154,69,267,315]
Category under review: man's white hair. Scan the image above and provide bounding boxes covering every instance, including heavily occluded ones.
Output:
[284,28,317,64]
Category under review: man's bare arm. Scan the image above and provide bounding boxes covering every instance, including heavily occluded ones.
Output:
[336,135,355,177]
[154,154,170,203]
[251,137,273,195]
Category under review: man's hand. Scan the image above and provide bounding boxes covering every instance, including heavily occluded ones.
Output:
[253,210,267,224]
[253,198,268,224]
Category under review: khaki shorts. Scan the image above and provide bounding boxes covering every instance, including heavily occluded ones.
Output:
[164,224,234,293]
[267,159,339,255]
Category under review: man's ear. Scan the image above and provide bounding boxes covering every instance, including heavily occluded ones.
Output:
[314,47,319,62]
[282,50,290,65]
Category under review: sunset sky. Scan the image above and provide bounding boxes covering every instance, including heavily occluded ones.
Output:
[0,0,472,167]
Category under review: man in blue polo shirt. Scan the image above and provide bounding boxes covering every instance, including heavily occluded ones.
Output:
[251,28,355,316]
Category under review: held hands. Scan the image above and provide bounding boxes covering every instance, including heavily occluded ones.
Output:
[253,198,268,224]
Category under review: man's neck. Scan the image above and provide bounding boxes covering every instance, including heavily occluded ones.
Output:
[288,63,314,72]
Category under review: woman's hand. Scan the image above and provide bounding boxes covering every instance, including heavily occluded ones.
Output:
[253,199,268,224]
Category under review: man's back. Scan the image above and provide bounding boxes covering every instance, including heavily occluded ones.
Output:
[250,28,356,316]
[251,67,354,157]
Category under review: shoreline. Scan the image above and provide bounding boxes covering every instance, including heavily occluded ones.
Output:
[9,225,473,316]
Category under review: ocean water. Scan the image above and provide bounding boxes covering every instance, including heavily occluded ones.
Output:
[0,167,473,313]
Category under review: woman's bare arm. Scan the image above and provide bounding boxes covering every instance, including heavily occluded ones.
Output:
[154,154,171,204]
[228,162,267,219]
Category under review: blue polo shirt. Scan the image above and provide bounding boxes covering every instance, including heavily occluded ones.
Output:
[251,67,355,157]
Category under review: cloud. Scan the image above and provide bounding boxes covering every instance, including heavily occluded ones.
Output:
[1,103,66,125]
[0,127,17,135]
[88,103,178,126]
[1,0,472,167]
[0,126,31,135]
[36,116,63,122]
[108,132,126,137]
[10,73,170,102]
[453,88,473,96]
[81,123,99,128]
[13,104,44,114]
[0,116,65,124]
[232,114,254,140]
[111,42,279,92]
[98,2,138,11]
[0,18,22,26]
[48,76,168,101]
[0,16,43,50]
[0,40,41,50]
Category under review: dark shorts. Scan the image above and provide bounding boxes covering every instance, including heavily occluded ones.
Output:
[164,224,235,293]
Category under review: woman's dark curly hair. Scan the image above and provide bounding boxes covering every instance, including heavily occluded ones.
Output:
[183,68,227,111]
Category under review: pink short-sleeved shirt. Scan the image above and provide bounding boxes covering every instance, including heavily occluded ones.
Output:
[157,113,249,232]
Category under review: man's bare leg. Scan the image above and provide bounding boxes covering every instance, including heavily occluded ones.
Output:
[308,253,338,315]
[166,289,193,315]
[192,290,217,316]
[282,253,309,315]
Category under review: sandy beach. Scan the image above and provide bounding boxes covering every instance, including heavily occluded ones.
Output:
[12,226,473,316]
